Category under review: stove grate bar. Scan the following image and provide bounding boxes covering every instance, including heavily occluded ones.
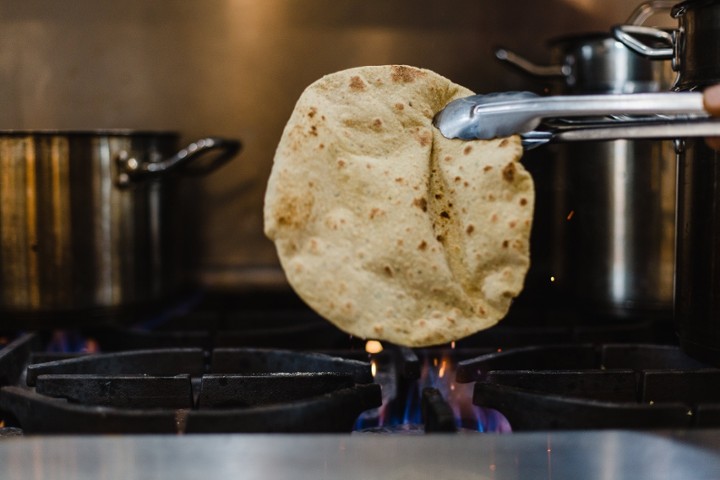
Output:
[0,334,42,386]
[197,373,354,408]
[26,348,206,386]
[211,348,372,383]
[456,344,598,383]
[35,374,194,408]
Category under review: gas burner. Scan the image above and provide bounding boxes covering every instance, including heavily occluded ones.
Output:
[457,344,720,430]
[0,334,381,434]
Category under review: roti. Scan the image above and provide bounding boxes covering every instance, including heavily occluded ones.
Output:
[264,65,534,347]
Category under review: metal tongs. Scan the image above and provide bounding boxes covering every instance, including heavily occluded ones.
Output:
[432,91,720,149]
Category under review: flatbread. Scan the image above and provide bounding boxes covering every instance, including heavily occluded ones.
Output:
[264,65,534,347]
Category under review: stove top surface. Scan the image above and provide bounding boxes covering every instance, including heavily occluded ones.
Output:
[1,291,717,437]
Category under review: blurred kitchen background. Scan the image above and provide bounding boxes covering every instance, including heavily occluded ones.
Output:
[0,0,675,291]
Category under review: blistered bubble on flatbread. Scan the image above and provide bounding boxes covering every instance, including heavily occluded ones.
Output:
[264,65,534,347]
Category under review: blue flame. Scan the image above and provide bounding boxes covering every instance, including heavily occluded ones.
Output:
[354,352,512,433]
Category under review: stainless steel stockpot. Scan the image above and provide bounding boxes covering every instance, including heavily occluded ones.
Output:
[615,0,720,363]
[0,131,240,326]
[497,28,676,320]
[496,32,671,94]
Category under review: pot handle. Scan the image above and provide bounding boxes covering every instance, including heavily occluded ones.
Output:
[117,137,242,187]
[611,25,675,60]
[494,47,569,78]
[625,0,677,25]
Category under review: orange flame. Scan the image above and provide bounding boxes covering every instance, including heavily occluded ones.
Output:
[365,340,383,354]
[83,338,100,353]
[438,359,447,379]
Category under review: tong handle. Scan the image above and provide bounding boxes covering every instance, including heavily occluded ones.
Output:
[503,92,706,123]
[478,92,706,138]
[522,118,720,150]
[435,91,708,140]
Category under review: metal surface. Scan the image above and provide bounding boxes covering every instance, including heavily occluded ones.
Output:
[0,383,382,434]
[675,139,720,365]
[0,335,381,434]
[0,0,661,284]
[554,138,677,317]
[612,25,676,60]
[0,132,238,324]
[457,343,719,430]
[496,34,673,94]
[494,48,568,79]
[35,374,194,408]
[475,369,720,429]
[1,432,720,479]
[456,344,708,382]
[474,378,694,430]
[116,137,240,187]
[493,21,678,319]
[210,348,373,383]
[26,348,206,385]
[534,118,720,145]
[433,91,706,140]
[630,0,720,366]
[197,373,355,408]
[421,387,457,433]
[670,1,720,360]
[625,0,677,24]
[614,1,720,90]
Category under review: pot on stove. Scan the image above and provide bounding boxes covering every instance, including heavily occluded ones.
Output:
[0,131,240,327]
[613,0,720,364]
[497,3,676,320]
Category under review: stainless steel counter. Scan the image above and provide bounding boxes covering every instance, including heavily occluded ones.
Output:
[1,431,720,479]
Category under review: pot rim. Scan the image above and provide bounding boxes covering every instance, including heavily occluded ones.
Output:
[0,129,179,138]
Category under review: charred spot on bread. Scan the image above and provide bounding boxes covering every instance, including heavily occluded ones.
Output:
[350,76,367,91]
[502,162,516,182]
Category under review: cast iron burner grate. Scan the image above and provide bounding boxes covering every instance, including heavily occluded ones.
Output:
[457,343,720,430]
[0,333,381,434]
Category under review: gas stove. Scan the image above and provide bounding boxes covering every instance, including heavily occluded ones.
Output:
[0,291,713,435]
[3,291,720,479]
